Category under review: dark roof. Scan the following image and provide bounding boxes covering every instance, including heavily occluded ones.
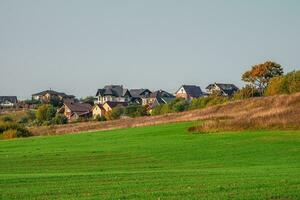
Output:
[96,85,131,97]
[64,102,92,115]
[206,83,239,96]
[0,96,18,103]
[104,101,128,109]
[129,89,152,98]
[150,90,175,98]
[32,90,74,98]
[177,85,202,98]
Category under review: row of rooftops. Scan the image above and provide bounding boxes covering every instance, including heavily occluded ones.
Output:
[95,83,238,99]
[1,83,239,104]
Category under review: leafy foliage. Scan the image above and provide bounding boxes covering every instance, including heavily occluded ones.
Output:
[265,70,300,96]
[233,85,260,100]
[36,104,57,122]
[242,61,283,94]
[105,106,125,120]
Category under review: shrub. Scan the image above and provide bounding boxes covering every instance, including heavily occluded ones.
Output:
[53,114,68,124]
[0,121,31,138]
[105,106,125,120]
[265,70,300,96]
[151,105,163,116]
[2,129,18,139]
[27,110,36,121]
[233,85,260,100]
[1,116,14,122]
[124,105,148,117]
[189,96,229,110]
[18,116,29,124]
[172,99,190,112]
[36,104,56,122]
[95,115,106,121]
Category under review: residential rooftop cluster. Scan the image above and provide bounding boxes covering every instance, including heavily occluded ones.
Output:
[0,83,239,121]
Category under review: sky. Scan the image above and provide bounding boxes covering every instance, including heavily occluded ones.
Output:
[0,0,299,99]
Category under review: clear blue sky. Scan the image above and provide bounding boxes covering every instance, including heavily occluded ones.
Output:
[0,0,299,99]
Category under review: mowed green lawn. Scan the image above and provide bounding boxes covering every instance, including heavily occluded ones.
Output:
[1,122,300,200]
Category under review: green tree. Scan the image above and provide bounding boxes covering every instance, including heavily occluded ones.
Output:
[105,106,124,120]
[36,104,56,122]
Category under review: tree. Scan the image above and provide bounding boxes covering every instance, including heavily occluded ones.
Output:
[265,70,300,96]
[36,104,56,122]
[242,61,283,95]
[105,106,124,120]
[234,85,260,99]
[49,96,63,107]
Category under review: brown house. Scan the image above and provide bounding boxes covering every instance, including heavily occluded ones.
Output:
[58,102,92,121]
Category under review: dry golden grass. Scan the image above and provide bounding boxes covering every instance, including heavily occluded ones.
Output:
[29,92,300,136]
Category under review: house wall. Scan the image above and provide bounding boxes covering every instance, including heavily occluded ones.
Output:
[64,106,73,120]
[92,106,104,118]
[97,96,129,104]
[103,103,112,112]
[176,87,192,99]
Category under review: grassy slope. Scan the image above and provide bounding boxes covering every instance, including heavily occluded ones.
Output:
[1,122,300,199]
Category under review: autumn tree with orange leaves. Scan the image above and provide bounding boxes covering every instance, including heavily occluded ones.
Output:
[242,61,283,95]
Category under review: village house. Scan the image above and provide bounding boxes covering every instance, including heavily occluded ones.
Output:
[206,83,239,96]
[0,96,18,108]
[146,90,175,112]
[95,85,131,104]
[103,101,128,112]
[58,102,92,121]
[92,101,128,119]
[175,85,203,99]
[32,90,75,103]
[129,89,152,105]
[92,103,105,119]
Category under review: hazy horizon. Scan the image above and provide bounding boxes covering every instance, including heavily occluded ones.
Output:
[1,0,299,99]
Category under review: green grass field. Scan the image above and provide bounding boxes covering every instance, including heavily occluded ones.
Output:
[1,122,300,199]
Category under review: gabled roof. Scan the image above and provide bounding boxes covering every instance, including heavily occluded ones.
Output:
[176,85,202,98]
[96,85,131,97]
[104,101,128,109]
[206,83,239,96]
[32,90,74,98]
[0,96,18,103]
[129,89,151,98]
[64,102,92,116]
[150,90,175,98]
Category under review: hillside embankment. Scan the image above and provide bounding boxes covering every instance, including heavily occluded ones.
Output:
[29,92,300,136]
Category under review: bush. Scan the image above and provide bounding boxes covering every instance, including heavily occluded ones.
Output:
[18,116,29,124]
[151,104,164,116]
[265,70,300,96]
[124,105,148,117]
[189,96,229,110]
[105,106,125,120]
[27,110,36,121]
[233,85,260,100]
[1,116,14,122]
[53,114,68,125]
[0,121,31,138]
[49,96,63,107]
[36,104,56,122]
[172,99,190,112]
[95,115,106,121]
[2,129,18,139]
